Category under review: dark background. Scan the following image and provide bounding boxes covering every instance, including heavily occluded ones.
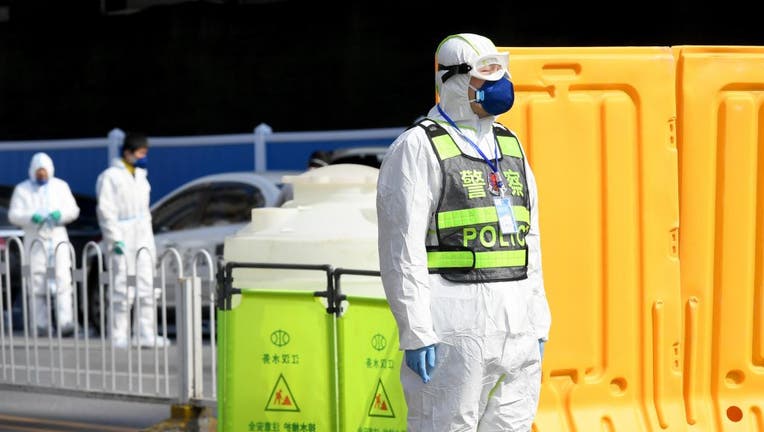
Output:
[1,0,763,141]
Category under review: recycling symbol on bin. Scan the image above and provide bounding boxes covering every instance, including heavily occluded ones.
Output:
[271,329,290,347]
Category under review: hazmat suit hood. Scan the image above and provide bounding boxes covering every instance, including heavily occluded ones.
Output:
[28,152,54,181]
[434,33,510,123]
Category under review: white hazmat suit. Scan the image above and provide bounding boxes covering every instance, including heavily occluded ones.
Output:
[376,33,551,431]
[96,157,164,348]
[9,152,80,335]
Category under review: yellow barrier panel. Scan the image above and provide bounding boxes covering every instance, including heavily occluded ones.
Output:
[676,45,764,432]
[217,290,338,432]
[337,295,407,432]
[499,47,683,431]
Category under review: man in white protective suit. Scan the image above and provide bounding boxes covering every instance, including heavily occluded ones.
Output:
[376,33,551,431]
[9,152,80,337]
[96,131,168,349]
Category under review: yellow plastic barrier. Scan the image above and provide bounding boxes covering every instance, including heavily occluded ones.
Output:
[676,46,764,432]
[501,47,683,431]
[487,45,764,431]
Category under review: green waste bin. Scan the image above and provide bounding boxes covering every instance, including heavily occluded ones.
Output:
[337,296,407,432]
[217,290,338,432]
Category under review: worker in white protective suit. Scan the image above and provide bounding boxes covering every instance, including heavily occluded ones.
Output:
[96,132,169,349]
[9,152,80,337]
[376,33,552,431]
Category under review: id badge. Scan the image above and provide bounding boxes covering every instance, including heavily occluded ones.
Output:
[493,197,518,234]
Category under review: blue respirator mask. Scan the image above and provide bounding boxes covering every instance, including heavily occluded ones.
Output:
[133,156,148,169]
[35,178,48,186]
[469,75,515,115]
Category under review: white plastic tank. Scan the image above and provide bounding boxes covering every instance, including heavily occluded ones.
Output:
[224,163,384,298]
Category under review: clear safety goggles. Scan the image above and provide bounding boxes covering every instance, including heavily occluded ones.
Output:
[438,52,509,83]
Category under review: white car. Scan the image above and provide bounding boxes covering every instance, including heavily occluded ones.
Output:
[151,171,283,275]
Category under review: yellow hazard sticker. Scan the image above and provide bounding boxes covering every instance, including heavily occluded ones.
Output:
[367,379,395,418]
[265,374,300,412]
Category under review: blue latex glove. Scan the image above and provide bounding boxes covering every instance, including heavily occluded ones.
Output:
[31,213,45,224]
[113,241,125,255]
[405,344,436,383]
[48,210,61,223]
[539,339,546,360]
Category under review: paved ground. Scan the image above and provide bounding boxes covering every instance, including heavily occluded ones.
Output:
[0,389,170,431]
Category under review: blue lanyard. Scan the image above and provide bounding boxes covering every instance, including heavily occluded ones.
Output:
[436,104,500,173]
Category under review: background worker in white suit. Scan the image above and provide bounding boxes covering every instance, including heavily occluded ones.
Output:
[9,152,80,337]
[376,33,551,431]
[96,131,168,348]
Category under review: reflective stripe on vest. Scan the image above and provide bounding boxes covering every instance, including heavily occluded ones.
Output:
[430,120,523,160]
[497,135,523,158]
[437,205,530,228]
[427,249,527,269]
